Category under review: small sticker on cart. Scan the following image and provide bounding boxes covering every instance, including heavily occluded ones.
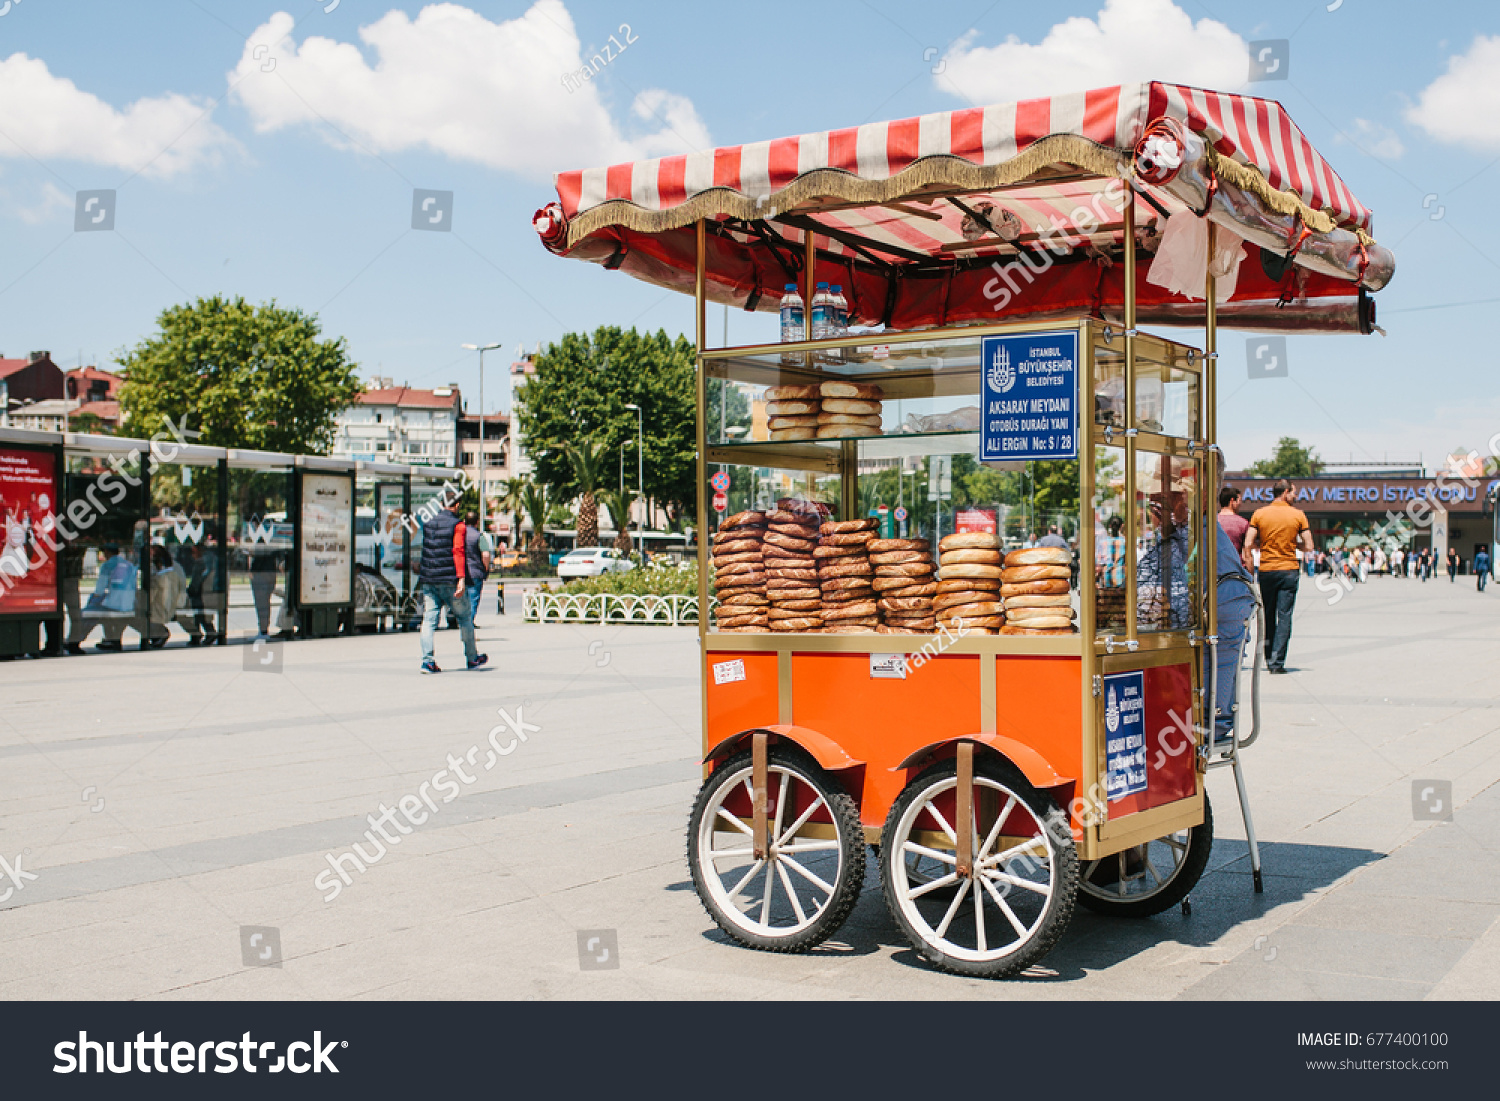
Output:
[1103,670,1147,801]
[869,654,907,679]
[712,659,746,685]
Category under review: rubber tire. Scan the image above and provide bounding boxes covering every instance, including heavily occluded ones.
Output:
[687,745,865,953]
[879,757,1078,979]
[1076,795,1213,918]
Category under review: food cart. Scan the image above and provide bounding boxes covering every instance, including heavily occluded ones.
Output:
[536,82,1394,976]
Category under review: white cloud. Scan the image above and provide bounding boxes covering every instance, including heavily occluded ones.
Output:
[1343,118,1405,161]
[936,0,1247,105]
[0,53,237,178]
[12,182,73,225]
[229,2,711,178]
[1406,35,1500,151]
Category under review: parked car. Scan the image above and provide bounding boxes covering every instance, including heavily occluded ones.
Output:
[496,549,525,571]
[557,547,635,579]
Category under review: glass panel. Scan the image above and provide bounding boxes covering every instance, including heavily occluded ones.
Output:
[228,468,293,639]
[1092,445,1127,634]
[1134,339,1199,439]
[61,450,148,650]
[148,462,225,645]
[1135,451,1199,633]
[1093,347,1125,429]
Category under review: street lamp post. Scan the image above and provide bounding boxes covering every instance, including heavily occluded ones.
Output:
[461,342,503,533]
[624,402,644,558]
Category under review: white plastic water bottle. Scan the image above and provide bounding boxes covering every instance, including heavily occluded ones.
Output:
[830,284,849,337]
[779,283,804,363]
[810,282,833,341]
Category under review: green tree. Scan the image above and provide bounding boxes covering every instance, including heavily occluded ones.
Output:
[599,487,637,554]
[564,439,607,547]
[118,295,362,453]
[1248,436,1323,479]
[69,411,106,435]
[517,480,550,568]
[516,327,697,521]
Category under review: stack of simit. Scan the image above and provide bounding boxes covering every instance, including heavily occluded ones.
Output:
[765,385,821,441]
[815,381,884,440]
[763,498,826,632]
[816,518,879,633]
[999,546,1077,635]
[711,511,768,632]
[934,534,1005,634]
[870,537,937,633]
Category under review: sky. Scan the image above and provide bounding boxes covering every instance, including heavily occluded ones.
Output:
[2,0,1499,472]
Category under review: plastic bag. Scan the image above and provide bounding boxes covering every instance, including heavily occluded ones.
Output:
[1145,212,1245,302]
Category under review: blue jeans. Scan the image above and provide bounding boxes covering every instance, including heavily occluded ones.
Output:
[1258,569,1299,670]
[466,580,484,627]
[420,583,476,664]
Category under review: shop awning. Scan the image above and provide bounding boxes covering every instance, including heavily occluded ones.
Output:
[536,82,1394,333]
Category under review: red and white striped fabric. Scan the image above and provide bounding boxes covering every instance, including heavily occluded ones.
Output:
[553,81,1371,235]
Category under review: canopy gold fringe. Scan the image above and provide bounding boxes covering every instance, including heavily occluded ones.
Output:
[564,131,1378,250]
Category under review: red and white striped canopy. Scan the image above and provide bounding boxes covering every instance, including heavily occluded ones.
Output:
[552,82,1372,241]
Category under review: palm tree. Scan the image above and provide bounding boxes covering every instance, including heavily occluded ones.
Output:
[517,480,550,569]
[600,488,637,555]
[494,476,525,549]
[564,440,606,549]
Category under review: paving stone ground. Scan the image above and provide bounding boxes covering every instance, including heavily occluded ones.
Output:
[1,574,1496,999]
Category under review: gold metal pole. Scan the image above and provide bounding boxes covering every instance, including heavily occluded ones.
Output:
[804,228,817,347]
[694,219,710,764]
[1205,224,1218,645]
[1079,319,1099,845]
[1123,196,1138,642]
[840,440,858,521]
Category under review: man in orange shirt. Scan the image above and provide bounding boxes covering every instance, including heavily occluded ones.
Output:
[1244,480,1313,674]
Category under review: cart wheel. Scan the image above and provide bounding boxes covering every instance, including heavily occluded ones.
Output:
[880,758,1077,978]
[1077,796,1213,918]
[687,746,864,952]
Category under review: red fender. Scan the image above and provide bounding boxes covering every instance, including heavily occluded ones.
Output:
[704,725,864,773]
[893,734,1073,793]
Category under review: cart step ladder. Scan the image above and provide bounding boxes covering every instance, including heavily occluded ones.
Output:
[1203,574,1265,895]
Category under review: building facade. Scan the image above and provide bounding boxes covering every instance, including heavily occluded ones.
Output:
[332,379,461,466]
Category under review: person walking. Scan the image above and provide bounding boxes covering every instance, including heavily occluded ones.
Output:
[1244,479,1313,675]
[1217,486,1250,567]
[1475,545,1490,593]
[1447,546,1460,583]
[417,495,486,674]
[462,510,493,631]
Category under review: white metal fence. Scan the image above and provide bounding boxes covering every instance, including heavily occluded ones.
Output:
[523,591,704,626]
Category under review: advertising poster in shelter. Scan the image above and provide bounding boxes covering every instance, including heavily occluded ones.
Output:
[0,447,59,615]
[299,473,353,606]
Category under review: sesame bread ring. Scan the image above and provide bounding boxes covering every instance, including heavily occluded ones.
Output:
[867,538,929,553]
[713,551,762,568]
[1006,547,1071,566]
[823,531,874,546]
[724,511,765,529]
[713,540,762,556]
[764,384,820,401]
[820,518,877,534]
[767,415,820,430]
[821,588,875,603]
[766,509,821,526]
[869,549,926,566]
[822,600,878,620]
[816,413,882,426]
[940,563,1003,579]
[933,590,1000,611]
[876,580,937,597]
[819,559,873,578]
[815,424,882,439]
[943,614,1004,629]
[820,575,874,590]
[766,576,820,590]
[776,498,829,515]
[884,618,936,630]
[718,592,769,606]
[1001,579,1070,597]
[766,400,819,417]
[874,562,935,577]
[812,544,865,558]
[878,596,935,613]
[767,587,820,602]
[1002,564,1071,582]
[763,531,816,552]
[769,428,816,441]
[768,618,824,631]
[819,398,882,415]
[934,599,1004,617]
[1002,613,1074,629]
[938,533,999,551]
[765,567,819,581]
[936,577,999,593]
[1004,593,1073,609]
[713,561,762,576]
[768,522,820,538]
[819,381,883,400]
[940,548,1004,565]
[776,599,823,612]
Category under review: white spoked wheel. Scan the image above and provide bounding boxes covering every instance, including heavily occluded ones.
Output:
[688,747,864,952]
[1078,795,1213,918]
[880,759,1077,978]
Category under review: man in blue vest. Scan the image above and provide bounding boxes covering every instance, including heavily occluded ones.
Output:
[417,494,487,674]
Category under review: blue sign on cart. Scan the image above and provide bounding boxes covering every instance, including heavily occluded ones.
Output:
[1103,670,1147,802]
[979,331,1079,463]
